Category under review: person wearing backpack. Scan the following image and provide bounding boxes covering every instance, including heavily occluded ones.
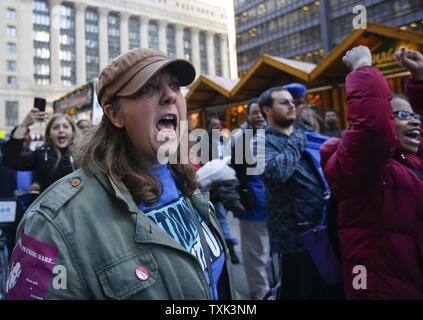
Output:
[320,46,423,299]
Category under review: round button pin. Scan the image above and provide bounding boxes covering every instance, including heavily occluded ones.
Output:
[135,266,149,281]
[71,178,81,187]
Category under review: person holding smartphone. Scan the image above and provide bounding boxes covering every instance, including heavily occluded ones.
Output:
[2,99,78,193]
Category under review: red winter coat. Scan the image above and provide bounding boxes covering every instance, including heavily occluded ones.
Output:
[320,66,423,300]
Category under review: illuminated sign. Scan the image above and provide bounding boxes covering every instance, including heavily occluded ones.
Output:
[372,38,423,76]
[53,83,94,114]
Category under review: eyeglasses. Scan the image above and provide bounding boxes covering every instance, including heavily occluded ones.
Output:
[393,110,422,122]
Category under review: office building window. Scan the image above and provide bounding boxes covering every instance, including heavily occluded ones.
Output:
[329,0,358,11]
[33,30,50,42]
[85,7,99,82]
[33,0,50,85]
[7,26,16,37]
[108,12,120,61]
[7,76,17,85]
[7,60,16,71]
[34,63,50,76]
[199,31,208,74]
[6,101,19,127]
[148,21,159,49]
[7,43,16,54]
[183,28,192,62]
[59,3,76,86]
[214,34,222,76]
[129,17,140,50]
[7,8,16,19]
[332,15,352,39]
[167,24,176,58]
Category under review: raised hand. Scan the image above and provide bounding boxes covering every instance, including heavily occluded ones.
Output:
[395,47,423,80]
[13,108,48,139]
[342,45,372,71]
[21,108,49,128]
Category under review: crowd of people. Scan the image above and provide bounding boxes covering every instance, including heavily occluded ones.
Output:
[0,44,422,300]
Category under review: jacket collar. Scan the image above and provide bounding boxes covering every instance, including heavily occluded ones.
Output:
[90,164,140,215]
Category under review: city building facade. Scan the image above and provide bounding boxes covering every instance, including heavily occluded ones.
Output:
[0,0,237,135]
[234,0,423,76]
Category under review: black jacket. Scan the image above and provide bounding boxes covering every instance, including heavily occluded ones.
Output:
[0,139,17,198]
[322,124,343,138]
[2,137,75,192]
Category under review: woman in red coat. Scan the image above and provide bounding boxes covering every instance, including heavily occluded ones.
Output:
[320,46,423,299]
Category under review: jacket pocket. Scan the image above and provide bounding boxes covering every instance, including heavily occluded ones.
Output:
[96,248,158,300]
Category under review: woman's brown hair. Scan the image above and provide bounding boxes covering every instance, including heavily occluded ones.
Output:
[75,97,197,206]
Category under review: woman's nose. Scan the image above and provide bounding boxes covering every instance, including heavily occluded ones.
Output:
[161,85,177,105]
[409,116,421,125]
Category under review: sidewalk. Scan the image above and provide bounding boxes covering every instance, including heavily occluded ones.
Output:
[226,211,251,300]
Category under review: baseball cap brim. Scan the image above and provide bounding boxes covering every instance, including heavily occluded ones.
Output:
[117,59,196,98]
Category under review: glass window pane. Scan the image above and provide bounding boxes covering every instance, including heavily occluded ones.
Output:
[148,21,159,49]
[7,43,16,53]
[33,0,51,84]
[7,60,16,71]
[167,25,176,58]
[86,8,99,82]
[214,34,222,76]
[199,32,208,74]
[7,26,16,37]
[108,12,121,61]
[59,3,76,85]
[6,101,19,127]
[183,28,192,62]
[7,9,16,19]
[129,17,140,50]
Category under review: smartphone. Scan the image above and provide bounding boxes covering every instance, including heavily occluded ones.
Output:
[34,97,46,112]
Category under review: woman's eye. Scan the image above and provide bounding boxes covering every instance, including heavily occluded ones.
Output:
[170,82,180,90]
[140,84,154,93]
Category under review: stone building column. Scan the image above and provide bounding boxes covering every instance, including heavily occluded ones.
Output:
[220,34,229,78]
[17,0,34,87]
[206,31,215,76]
[98,8,109,70]
[50,0,62,86]
[158,20,168,54]
[75,2,87,85]
[120,12,130,54]
[175,24,184,59]
[191,27,200,76]
[140,17,149,48]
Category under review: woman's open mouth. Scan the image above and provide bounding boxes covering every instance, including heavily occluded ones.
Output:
[58,136,68,145]
[156,114,177,132]
[403,129,421,145]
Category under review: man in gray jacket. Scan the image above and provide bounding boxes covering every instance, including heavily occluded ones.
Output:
[259,86,330,299]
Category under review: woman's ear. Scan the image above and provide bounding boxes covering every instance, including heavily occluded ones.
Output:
[103,104,124,128]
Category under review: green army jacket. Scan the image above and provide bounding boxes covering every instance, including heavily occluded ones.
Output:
[11,167,237,300]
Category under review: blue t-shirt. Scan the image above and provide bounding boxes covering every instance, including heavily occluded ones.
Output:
[138,164,225,299]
